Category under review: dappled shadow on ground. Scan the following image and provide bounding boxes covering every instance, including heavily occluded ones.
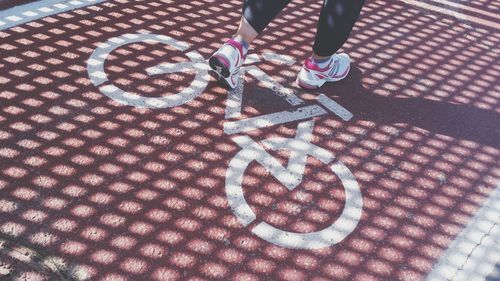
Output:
[324,66,499,148]
[0,0,498,280]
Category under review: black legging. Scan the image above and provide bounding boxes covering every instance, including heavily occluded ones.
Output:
[242,0,365,56]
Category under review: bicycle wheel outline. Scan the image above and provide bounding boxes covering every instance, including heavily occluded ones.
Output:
[87,33,210,108]
[225,136,363,249]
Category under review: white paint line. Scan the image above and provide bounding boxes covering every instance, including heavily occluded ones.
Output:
[246,65,303,106]
[244,53,261,65]
[146,61,199,76]
[425,0,500,20]
[38,7,54,12]
[285,120,315,182]
[225,69,246,119]
[223,105,327,135]
[261,136,334,166]
[22,11,38,17]
[54,3,68,9]
[262,52,297,66]
[226,133,362,249]
[400,0,500,29]
[224,63,305,119]
[0,0,105,31]
[231,135,303,191]
[225,139,259,226]
[6,15,22,22]
[87,33,209,108]
[317,94,353,121]
[426,184,500,281]
[253,120,334,190]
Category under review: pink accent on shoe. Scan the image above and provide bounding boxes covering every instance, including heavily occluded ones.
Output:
[304,57,333,72]
[213,54,230,69]
[227,39,245,59]
[331,65,350,79]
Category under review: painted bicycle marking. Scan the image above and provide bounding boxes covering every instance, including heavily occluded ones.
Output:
[87,33,362,249]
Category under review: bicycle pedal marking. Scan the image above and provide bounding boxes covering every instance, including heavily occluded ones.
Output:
[87,33,210,108]
[225,124,363,249]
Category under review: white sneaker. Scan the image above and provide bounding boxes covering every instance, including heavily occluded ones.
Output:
[296,53,350,89]
[209,39,246,89]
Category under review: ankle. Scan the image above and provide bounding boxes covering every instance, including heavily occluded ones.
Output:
[233,35,250,55]
[312,52,331,60]
[312,55,332,68]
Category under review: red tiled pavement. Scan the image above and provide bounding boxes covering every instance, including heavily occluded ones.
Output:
[0,0,498,280]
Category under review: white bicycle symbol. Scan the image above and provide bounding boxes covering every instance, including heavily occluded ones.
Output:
[87,33,363,249]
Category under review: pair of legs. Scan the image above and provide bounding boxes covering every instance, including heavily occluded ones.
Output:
[209,0,365,89]
[238,0,365,59]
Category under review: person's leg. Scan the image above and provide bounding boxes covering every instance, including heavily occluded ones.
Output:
[234,16,259,46]
[313,0,365,58]
[297,0,364,89]
[210,0,292,89]
[240,0,291,42]
[233,0,293,50]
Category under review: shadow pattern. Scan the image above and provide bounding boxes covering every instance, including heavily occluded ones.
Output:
[0,0,498,280]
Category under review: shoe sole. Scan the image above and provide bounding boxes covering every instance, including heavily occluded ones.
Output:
[296,78,324,90]
[209,55,230,78]
[209,68,234,90]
